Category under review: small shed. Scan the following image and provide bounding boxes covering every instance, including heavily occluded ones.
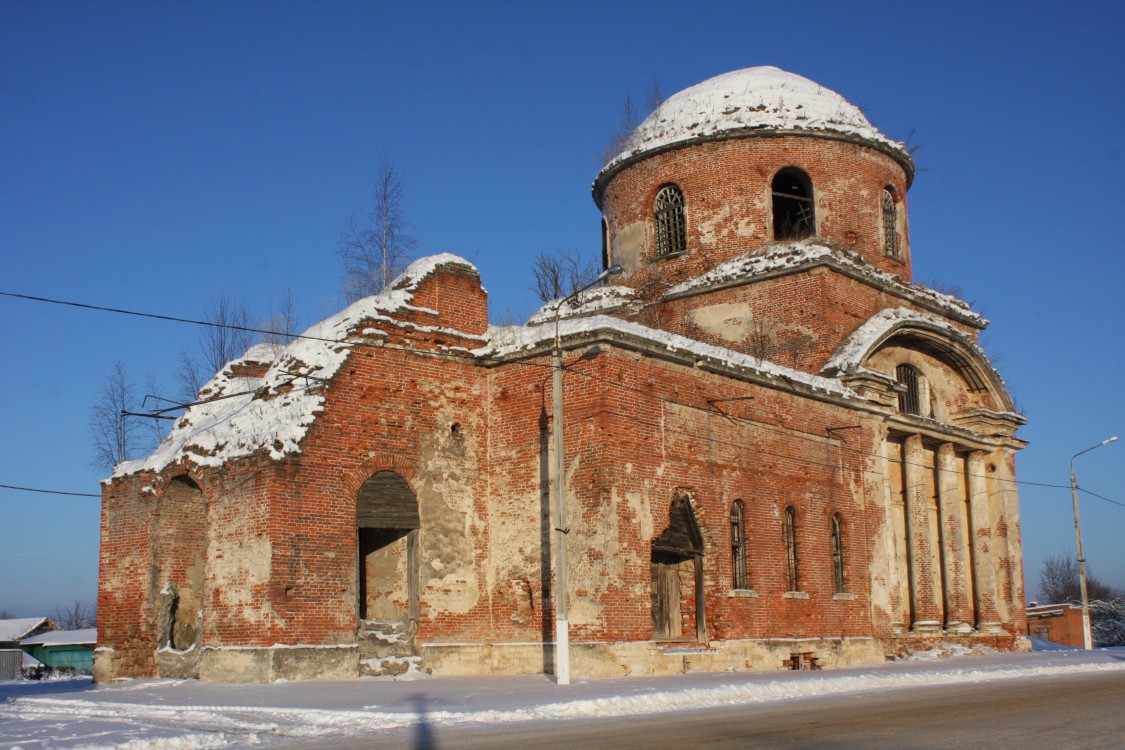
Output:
[21,628,97,675]
[0,617,55,648]
[0,618,56,677]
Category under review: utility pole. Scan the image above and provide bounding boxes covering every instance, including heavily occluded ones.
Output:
[1070,435,1117,651]
[550,264,621,685]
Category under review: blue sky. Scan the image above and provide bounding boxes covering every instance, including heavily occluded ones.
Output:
[2,1,1122,617]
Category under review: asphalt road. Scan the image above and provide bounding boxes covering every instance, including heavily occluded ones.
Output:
[291,670,1125,750]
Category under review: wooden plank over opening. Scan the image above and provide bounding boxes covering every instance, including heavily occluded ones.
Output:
[357,471,420,529]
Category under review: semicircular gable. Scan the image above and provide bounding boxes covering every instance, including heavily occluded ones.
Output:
[823,308,1015,412]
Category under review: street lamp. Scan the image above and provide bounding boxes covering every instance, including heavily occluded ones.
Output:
[551,263,622,685]
[1070,435,1118,651]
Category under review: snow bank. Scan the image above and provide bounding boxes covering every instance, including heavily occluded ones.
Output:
[2,654,1123,748]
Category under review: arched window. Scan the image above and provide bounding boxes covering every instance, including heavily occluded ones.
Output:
[882,188,900,259]
[730,501,748,589]
[654,185,686,258]
[772,168,815,240]
[831,514,846,593]
[783,506,800,591]
[896,364,922,416]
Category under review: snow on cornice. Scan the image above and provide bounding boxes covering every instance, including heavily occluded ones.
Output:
[526,285,640,326]
[112,254,478,479]
[662,240,984,327]
[481,314,854,399]
[597,67,910,184]
[822,307,984,376]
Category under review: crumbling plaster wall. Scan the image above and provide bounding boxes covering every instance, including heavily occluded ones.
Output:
[482,345,888,648]
[638,269,983,378]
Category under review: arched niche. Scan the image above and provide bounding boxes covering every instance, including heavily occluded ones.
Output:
[823,309,1017,414]
[650,490,706,641]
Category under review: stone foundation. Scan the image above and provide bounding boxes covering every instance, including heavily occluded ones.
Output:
[197,645,360,683]
[422,637,888,677]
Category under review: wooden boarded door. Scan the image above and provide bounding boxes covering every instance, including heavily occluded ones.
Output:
[651,552,684,638]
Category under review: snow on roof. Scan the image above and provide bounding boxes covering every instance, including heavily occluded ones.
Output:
[0,618,48,642]
[822,307,985,376]
[600,66,908,176]
[113,254,479,479]
[663,240,982,326]
[526,285,640,326]
[482,314,854,399]
[21,628,96,647]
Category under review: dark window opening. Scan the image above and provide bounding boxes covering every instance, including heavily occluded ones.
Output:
[654,185,686,258]
[783,506,800,591]
[772,169,815,240]
[896,364,922,415]
[831,514,846,593]
[882,188,900,259]
[730,501,748,589]
[600,217,610,271]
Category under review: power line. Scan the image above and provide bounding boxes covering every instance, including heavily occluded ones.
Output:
[1079,487,1125,510]
[0,483,100,498]
[3,287,1111,501]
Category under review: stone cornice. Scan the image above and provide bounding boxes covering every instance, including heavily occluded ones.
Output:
[660,245,986,330]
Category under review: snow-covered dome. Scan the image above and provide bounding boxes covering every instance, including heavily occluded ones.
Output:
[599,66,909,177]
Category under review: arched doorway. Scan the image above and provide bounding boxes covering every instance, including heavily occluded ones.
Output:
[651,490,706,641]
[154,475,206,678]
[356,471,420,625]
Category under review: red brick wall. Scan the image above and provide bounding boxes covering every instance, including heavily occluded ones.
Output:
[480,345,890,644]
[1027,607,1084,647]
[600,135,911,285]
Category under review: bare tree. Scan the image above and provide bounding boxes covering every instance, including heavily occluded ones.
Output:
[177,294,255,400]
[51,600,96,629]
[600,79,665,165]
[0,609,13,620]
[601,91,641,166]
[338,158,418,302]
[529,249,601,303]
[89,361,148,473]
[1038,553,1121,604]
[1091,598,1125,646]
[262,289,300,348]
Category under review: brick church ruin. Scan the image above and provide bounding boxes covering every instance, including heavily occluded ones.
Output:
[96,67,1028,683]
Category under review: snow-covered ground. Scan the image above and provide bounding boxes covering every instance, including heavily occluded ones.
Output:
[3,647,1123,749]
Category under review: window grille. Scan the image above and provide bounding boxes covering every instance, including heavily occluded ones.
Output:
[730,502,748,589]
[896,364,922,415]
[783,506,799,591]
[882,189,899,259]
[831,514,846,593]
[772,169,815,240]
[654,185,686,258]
